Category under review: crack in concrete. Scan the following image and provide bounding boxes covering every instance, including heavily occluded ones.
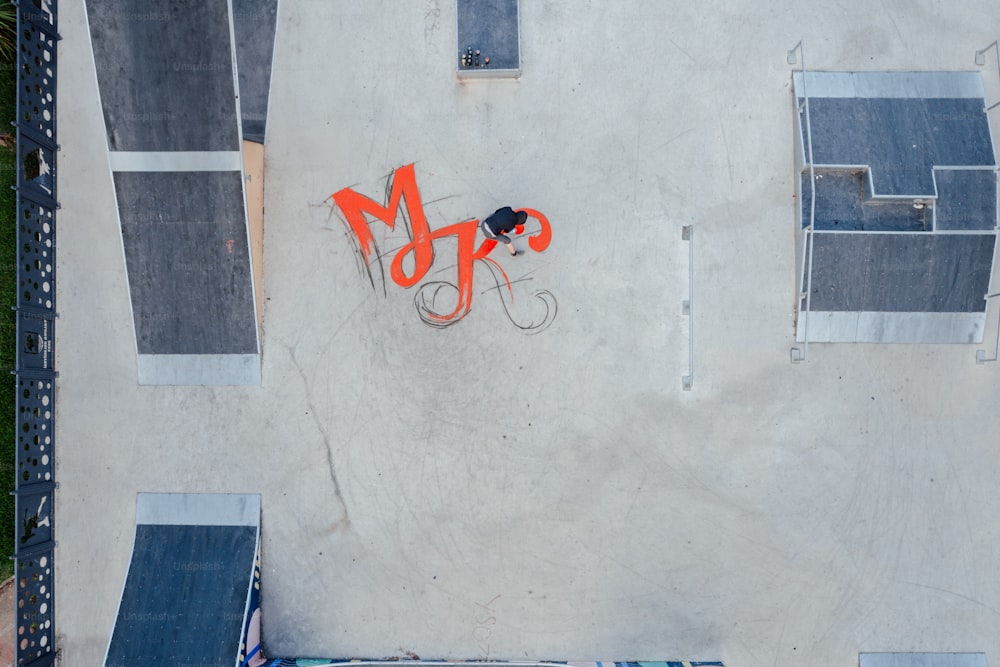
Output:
[282,340,351,532]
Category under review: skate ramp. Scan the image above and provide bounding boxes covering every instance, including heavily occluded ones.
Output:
[104,493,262,667]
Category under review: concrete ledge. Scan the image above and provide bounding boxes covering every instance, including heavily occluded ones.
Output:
[136,353,262,385]
[456,66,522,80]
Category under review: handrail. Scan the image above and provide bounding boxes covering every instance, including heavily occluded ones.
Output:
[682,225,694,390]
[788,41,817,362]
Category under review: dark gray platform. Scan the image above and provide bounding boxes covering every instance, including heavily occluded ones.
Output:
[114,171,258,355]
[105,493,260,667]
[233,0,279,143]
[808,233,993,313]
[457,0,519,76]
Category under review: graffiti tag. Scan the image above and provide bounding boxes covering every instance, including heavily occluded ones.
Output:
[331,163,557,331]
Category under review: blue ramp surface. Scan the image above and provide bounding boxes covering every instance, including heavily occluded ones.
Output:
[105,493,261,667]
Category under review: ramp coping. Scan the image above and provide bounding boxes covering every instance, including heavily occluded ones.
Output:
[793,70,987,98]
[108,150,244,172]
[136,492,261,526]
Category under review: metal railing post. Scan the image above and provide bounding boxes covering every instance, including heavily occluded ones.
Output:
[977,292,1000,363]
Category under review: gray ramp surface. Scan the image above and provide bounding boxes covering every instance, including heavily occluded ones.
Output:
[115,171,258,355]
[808,233,994,312]
[86,0,240,152]
[803,97,994,196]
[233,0,278,143]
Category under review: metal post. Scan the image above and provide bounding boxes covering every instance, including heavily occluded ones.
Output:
[977,292,1000,363]
[682,225,694,390]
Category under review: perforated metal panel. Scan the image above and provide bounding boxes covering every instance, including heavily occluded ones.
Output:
[17,372,54,486]
[13,2,59,665]
[15,550,55,666]
[17,195,55,312]
[17,3,57,145]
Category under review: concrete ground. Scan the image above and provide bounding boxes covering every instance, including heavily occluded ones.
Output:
[55,1,1000,665]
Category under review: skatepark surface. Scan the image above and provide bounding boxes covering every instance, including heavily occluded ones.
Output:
[54,1,1000,665]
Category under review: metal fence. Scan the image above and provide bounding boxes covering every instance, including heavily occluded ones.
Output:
[13,0,59,664]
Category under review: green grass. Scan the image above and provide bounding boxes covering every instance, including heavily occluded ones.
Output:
[0,45,17,581]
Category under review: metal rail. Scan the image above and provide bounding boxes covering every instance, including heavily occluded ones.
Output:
[976,43,1000,363]
[682,225,694,390]
[788,41,817,363]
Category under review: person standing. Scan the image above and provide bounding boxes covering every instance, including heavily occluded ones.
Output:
[481,206,527,256]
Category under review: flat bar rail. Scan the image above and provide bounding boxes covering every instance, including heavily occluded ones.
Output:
[682,225,694,390]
